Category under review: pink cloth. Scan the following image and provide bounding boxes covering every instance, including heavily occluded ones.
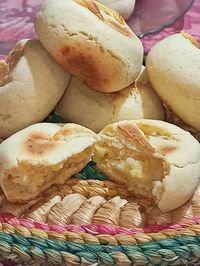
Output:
[142,0,200,53]
[0,0,199,58]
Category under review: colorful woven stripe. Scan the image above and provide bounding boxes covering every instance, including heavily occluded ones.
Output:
[0,166,199,265]
[0,215,199,246]
[1,214,200,234]
[0,232,200,265]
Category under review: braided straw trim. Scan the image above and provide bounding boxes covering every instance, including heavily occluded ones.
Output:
[1,179,199,228]
[0,232,200,265]
[24,183,200,228]
[0,214,200,246]
[0,179,134,214]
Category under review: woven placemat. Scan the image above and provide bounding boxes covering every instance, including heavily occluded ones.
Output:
[0,163,199,265]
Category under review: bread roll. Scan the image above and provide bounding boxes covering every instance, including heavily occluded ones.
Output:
[57,67,164,132]
[0,123,96,203]
[35,0,143,92]
[146,32,200,131]
[165,105,200,142]
[93,119,200,212]
[98,0,135,20]
[0,39,71,139]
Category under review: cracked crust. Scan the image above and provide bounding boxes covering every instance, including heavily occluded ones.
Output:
[98,0,136,20]
[181,31,200,49]
[117,124,155,154]
[0,61,11,86]
[57,67,164,132]
[0,123,97,203]
[74,0,134,38]
[6,40,25,71]
[35,0,143,92]
[75,0,104,20]
[93,119,200,212]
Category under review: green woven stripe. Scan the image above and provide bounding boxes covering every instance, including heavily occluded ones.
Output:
[0,233,200,265]
[45,111,64,123]
[73,161,108,181]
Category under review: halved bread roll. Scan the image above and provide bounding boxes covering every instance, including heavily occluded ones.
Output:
[0,39,71,139]
[35,0,143,92]
[93,119,200,212]
[57,67,164,132]
[146,32,200,131]
[0,123,97,203]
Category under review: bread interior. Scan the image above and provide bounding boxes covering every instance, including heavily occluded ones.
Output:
[2,147,93,203]
[94,125,170,200]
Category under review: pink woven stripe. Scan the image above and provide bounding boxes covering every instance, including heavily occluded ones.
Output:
[0,214,200,236]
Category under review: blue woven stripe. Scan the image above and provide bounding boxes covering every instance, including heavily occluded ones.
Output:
[0,233,200,265]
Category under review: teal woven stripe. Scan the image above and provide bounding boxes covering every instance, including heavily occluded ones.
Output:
[73,161,108,181]
[0,233,200,265]
[45,111,64,123]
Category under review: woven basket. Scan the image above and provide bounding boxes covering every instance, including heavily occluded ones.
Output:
[0,162,200,266]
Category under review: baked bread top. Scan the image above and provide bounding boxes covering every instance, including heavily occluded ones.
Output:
[93,119,200,212]
[35,0,143,92]
[0,123,97,203]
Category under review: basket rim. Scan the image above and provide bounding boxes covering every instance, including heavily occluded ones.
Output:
[0,214,199,243]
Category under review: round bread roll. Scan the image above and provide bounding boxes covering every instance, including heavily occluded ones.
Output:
[0,123,97,203]
[98,0,135,20]
[93,119,200,212]
[146,32,200,131]
[0,39,71,140]
[57,67,164,132]
[35,0,143,92]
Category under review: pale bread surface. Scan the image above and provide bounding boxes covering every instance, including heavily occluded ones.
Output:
[146,33,200,131]
[57,67,164,132]
[35,0,143,92]
[0,39,71,139]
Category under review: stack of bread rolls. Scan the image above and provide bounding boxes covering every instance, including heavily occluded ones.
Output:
[0,0,200,219]
[35,0,166,133]
[0,0,166,140]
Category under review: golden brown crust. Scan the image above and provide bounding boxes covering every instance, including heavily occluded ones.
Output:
[0,61,12,86]
[159,146,177,155]
[74,0,133,38]
[117,124,155,153]
[75,0,104,20]
[52,128,72,140]
[58,45,110,91]
[181,31,200,49]
[24,132,56,156]
[6,41,25,71]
